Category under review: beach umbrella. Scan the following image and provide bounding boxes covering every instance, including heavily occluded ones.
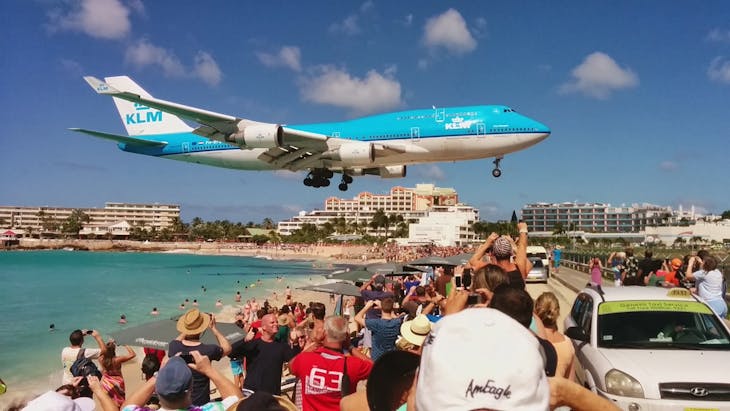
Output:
[407,256,458,267]
[326,269,376,283]
[109,318,245,351]
[298,282,363,297]
[299,281,364,316]
[445,253,474,266]
[366,262,425,274]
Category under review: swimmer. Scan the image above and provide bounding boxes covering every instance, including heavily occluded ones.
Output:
[119,314,127,324]
[216,299,223,307]
[49,323,56,332]
[203,288,207,292]
[235,291,242,303]
[193,299,199,307]
[185,298,189,303]
[151,307,159,316]
[179,303,185,310]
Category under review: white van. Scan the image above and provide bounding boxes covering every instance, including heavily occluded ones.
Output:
[526,246,550,276]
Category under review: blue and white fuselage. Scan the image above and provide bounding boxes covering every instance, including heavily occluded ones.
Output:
[74,76,550,189]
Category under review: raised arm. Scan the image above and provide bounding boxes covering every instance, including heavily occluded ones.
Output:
[469,232,499,271]
[91,330,107,357]
[209,314,232,356]
[189,351,242,400]
[360,274,376,291]
[354,300,375,328]
[514,222,531,278]
[122,374,156,407]
[87,376,120,411]
[115,345,136,365]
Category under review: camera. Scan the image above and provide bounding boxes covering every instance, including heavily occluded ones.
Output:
[454,275,463,288]
[85,330,93,335]
[180,353,195,364]
[467,293,483,306]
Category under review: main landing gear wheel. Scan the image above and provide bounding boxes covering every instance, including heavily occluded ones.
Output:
[492,157,503,178]
[338,174,352,191]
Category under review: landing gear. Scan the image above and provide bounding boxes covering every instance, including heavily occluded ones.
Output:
[338,174,353,191]
[302,169,354,190]
[492,157,503,178]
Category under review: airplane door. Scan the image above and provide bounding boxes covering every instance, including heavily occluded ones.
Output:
[410,127,421,142]
[182,142,190,153]
[434,108,445,122]
[476,123,486,138]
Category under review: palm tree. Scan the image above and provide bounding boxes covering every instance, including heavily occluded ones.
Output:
[552,223,566,236]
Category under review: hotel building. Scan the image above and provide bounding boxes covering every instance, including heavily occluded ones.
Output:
[521,202,671,234]
[0,202,180,235]
[278,184,478,245]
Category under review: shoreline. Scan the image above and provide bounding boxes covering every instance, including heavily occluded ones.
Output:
[6,239,384,266]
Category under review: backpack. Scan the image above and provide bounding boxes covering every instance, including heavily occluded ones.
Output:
[70,348,102,379]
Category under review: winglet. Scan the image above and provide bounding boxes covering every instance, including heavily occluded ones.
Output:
[83,76,119,95]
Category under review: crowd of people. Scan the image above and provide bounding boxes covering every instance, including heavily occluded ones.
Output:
[587,248,728,318]
[10,221,727,411]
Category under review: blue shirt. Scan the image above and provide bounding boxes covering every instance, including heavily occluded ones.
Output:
[365,317,403,361]
[552,249,562,262]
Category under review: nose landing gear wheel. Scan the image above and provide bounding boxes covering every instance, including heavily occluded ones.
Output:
[492,168,502,178]
[338,183,348,191]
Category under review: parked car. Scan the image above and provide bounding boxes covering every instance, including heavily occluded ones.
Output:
[564,286,730,410]
[526,257,549,283]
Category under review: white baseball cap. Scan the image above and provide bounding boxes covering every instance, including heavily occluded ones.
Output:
[23,391,95,411]
[416,308,550,411]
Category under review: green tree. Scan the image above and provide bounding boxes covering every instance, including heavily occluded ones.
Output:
[261,218,275,230]
[511,210,518,223]
[63,209,90,236]
[721,210,730,220]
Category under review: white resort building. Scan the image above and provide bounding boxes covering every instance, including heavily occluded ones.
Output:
[0,202,180,237]
[277,184,479,246]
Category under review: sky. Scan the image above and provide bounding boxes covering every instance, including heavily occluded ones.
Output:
[1,1,729,224]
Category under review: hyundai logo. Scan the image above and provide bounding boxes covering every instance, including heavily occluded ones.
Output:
[689,387,709,397]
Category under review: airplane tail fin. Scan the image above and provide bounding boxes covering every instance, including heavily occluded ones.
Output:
[103,76,192,136]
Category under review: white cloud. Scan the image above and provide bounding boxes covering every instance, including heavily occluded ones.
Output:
[329,15,361,36]
[659,161,678,171]
[422,9,477,54]
[193,51,222,86]
[48,0,132,39]
[125,39,223,86]
[708,56,730,84]
[417,59,429,70]
[360,1,374,13]
[707,28,730,43]
[256,46,302,72]
[299,66,403,115]
[413,164,446,180]
[59,58,83,76]
[403,14,413,27]
[125,39,186,77]
[559,52,639,99]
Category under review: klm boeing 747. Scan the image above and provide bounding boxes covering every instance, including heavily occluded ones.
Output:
[73,76,550,191]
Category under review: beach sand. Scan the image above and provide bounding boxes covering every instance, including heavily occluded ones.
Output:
[113,287,337,408]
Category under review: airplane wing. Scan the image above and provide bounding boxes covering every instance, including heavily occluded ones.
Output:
[82,76,416,172]
[69,128,168,147]
[82,76,329,158]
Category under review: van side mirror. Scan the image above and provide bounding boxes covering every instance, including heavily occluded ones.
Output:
[566,326,589,342]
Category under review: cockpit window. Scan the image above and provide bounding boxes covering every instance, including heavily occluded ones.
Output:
[503,108,516,113]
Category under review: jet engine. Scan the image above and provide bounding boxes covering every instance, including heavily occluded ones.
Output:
[227,122,282,148]
[378,165,406,178]
[337,142,374,165]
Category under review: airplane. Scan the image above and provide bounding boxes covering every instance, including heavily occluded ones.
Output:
[73,76,550,191]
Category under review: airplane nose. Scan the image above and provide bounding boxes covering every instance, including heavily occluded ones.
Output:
[533,120,551,136]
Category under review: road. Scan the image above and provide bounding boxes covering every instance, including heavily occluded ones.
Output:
[525,265,614,329]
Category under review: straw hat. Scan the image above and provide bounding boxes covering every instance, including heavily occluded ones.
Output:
[399,314,432,347]
[176,309,210,335]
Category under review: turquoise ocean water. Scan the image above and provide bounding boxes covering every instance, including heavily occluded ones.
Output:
[0,250,323,394]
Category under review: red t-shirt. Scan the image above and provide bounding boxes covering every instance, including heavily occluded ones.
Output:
[290,347,372,411]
